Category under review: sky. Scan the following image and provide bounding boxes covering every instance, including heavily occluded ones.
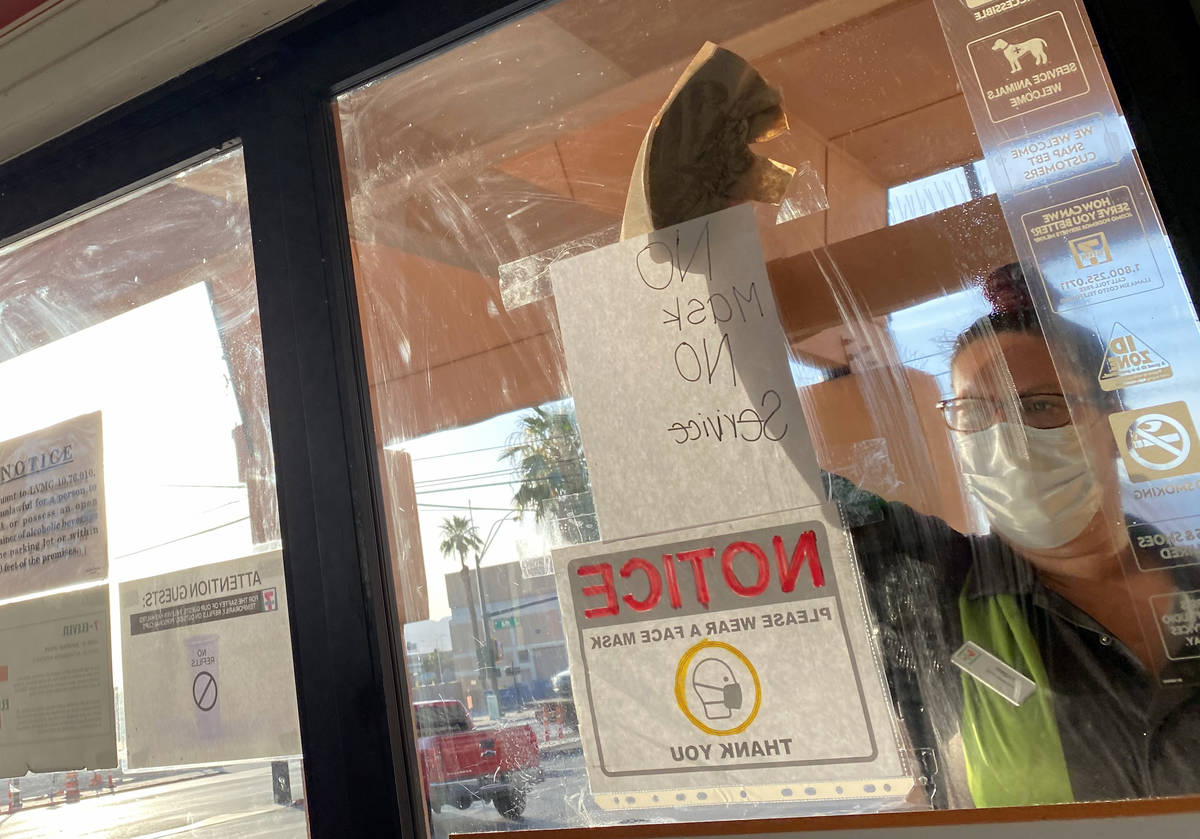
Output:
[391,403,570,621]
[0,282,260,705]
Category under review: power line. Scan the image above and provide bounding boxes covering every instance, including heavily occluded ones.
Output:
[406,435,577,462]
[413,457,585,488]
[414,466,525,486]
[415,478,560,494]
[418,502,523,513]
[157,483,249,489]
[113,516,251,559]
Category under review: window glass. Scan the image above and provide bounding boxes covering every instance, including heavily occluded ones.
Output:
[335,1,1200,834]
[0,149,308,837]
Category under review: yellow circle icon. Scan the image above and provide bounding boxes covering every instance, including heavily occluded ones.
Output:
[674,639,761,736]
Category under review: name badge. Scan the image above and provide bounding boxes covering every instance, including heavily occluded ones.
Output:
[951,641,1037,707]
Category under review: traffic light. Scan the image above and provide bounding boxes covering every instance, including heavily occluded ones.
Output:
[477,638,503,676]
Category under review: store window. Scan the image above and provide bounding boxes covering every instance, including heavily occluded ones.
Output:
[335,0,1200,834]
[0,149,308,837]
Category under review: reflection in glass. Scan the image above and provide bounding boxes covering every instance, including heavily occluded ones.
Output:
[0,150,308,838]
[336,0,1200,832]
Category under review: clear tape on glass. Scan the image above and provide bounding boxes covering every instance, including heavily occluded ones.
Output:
[498,224,620,311]
[517,539,553,579]
[498,159,824,312]
[775,160,829,225]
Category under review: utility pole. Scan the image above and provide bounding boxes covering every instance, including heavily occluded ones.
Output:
[509,617,522,709]
[469,504,518,713]
[474,559,500,702]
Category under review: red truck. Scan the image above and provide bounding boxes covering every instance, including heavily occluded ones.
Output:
[414,699,542,819]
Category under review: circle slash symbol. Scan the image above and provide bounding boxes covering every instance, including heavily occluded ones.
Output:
[192,671,218,711]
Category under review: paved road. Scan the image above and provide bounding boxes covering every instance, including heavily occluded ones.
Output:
[1,751,909,838]
[0,762,306,839]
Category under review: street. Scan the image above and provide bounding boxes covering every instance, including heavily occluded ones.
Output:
[1,748,909,838]
[0,761,306,839]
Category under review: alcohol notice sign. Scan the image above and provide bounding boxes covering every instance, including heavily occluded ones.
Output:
[550,204,823,542]
[553,507,906,805]
[119,550,301,768]
[0,412,106,600]
[0,586,117,776]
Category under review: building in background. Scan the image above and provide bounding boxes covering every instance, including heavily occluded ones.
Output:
[445,562,567,712]
[403,618,453,692]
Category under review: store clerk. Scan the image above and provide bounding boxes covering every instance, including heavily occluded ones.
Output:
[853,263,1200,808]
[618,42,1200,809]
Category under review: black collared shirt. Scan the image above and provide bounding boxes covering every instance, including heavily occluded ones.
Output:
[850,498,1200,806]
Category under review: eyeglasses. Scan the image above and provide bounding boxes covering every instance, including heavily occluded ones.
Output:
[936,393,1072,433]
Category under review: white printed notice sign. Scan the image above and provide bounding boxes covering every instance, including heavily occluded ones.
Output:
[550,204,822,541]
[552,506,906,804]
[0,412,107,600]
[0,586,118,776]
[119,550,302,768]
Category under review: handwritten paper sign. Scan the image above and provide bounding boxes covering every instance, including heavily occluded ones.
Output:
[552,506,906,804]
[550,204,822,541]
[119,550,302,768]
[0,586,117,776]
[0,413,107,600]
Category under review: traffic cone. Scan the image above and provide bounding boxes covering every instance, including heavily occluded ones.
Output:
[7,780,21,813]
[65,772,79,804]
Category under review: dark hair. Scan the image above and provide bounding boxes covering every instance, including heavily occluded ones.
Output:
[952,263,1111,402]
[952,263,1041,355]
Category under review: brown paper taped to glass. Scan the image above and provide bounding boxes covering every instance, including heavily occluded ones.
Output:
[621,41,796,240]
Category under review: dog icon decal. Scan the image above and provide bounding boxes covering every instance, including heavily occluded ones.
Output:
[992,37,1049,74]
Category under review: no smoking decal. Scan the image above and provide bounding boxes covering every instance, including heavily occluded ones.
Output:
[1110,402,1200,483]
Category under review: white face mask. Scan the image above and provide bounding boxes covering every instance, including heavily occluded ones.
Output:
[953,422,1102,551]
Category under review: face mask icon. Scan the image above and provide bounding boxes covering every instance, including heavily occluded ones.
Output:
[691,657,742,720]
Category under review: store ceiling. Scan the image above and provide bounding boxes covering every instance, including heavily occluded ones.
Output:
[332,0,1003,442]
[0,0,321,164]
[336,0,981,274]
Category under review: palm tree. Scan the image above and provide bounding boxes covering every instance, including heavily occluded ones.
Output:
[439,515,483,670]
[500,406,597,542]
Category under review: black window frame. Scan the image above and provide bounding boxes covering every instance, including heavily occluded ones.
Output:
[0,1,1198,837]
